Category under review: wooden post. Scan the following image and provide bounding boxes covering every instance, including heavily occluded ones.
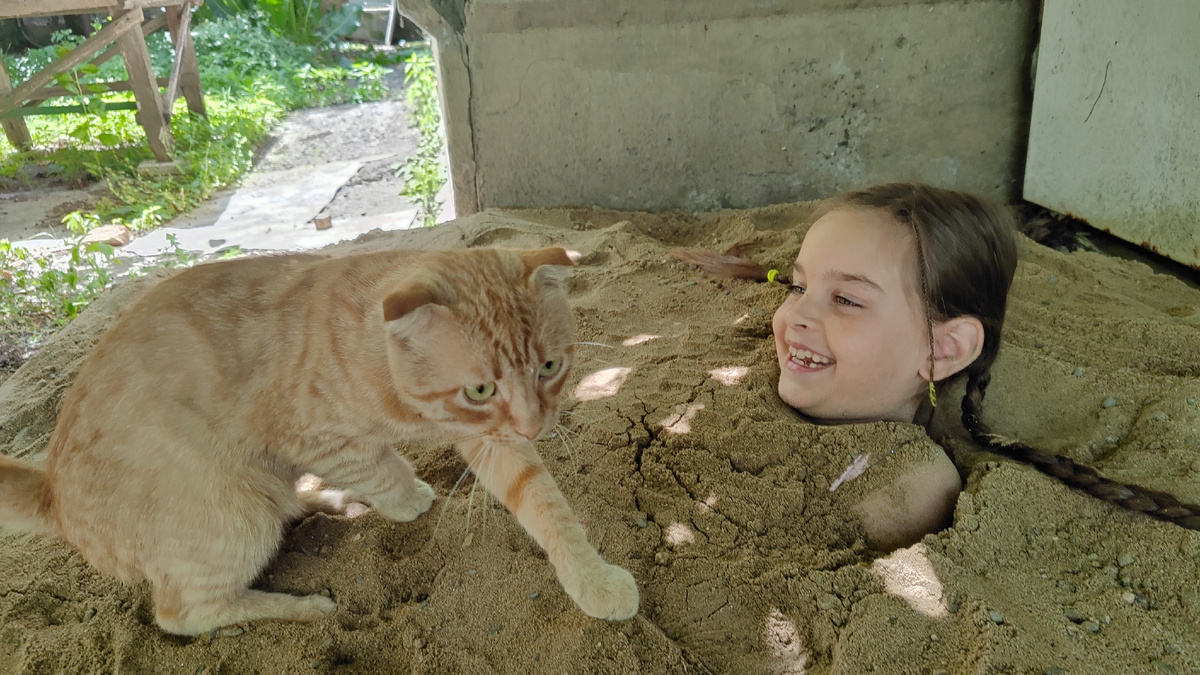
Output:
[116,6,173,160]
[165,1,205,117]
[0,58,33,150]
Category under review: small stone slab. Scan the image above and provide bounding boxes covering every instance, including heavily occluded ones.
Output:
[137,159,186,176]
[81,224,132,247]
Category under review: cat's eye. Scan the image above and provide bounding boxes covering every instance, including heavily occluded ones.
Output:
[465,382,496,401]
[538,360,561,378]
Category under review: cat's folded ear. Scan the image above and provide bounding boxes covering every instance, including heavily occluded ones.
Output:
[382,277,455,335]
[521,247,574,294]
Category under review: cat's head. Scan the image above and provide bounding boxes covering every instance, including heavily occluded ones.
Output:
[382,247,575,445]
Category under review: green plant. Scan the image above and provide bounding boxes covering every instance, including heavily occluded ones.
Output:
[163,234,197,268]
[61,204,163,236]
[200,0,256,19]
[294,61,388,107]
[255,0,363,46]
[395,51,445,227]
[0,238,118,343]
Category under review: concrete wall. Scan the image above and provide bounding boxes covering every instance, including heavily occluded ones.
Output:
[400,0,1038,215]
[1024,0,1200,269]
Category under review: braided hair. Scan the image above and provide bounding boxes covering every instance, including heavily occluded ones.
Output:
[673,182,1200,531]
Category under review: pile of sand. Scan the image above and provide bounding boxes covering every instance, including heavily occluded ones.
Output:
[2,203,1198,674]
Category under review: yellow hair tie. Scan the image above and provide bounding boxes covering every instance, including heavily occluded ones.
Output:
[767,269,779,283]
[928,381,937,408]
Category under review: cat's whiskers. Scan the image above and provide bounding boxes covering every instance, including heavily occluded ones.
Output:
[450,431,489,445]
[569,341,617,367]
[482,444,501,540]
[555,423,579,474]
[430,442,492,548]
[464,470,481,545]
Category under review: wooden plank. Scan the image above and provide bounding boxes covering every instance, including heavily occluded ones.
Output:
[0,0,195,18]
[162,3,192,112]
[166,1,206,117]
[0,58,33,149]
[120,0,197,9]
[116,6,173,160]
[23,77,170,104]
[0,1,103,18]
[2,101,140,119]
[0,9,142,113]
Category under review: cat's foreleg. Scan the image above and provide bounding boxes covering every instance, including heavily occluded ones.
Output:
[304,446,434,522]
[464,441,639,620]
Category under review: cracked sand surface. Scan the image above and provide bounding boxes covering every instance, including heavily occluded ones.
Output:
[2,203,1200,673]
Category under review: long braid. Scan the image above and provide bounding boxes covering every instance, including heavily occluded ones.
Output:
[961,370,1200,531]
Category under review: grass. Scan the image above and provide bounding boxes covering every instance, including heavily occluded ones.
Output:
[0,13,407,365]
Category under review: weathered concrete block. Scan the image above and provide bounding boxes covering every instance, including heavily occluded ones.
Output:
[1024,0,1200,269]
[408,0,1037,213]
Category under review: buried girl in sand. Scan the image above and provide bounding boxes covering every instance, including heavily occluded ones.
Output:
[675,182,1200,549]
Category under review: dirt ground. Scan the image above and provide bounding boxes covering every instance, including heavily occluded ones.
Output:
[3,83,1200,674]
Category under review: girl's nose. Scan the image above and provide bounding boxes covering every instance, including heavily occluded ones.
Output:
[784,295,818,329]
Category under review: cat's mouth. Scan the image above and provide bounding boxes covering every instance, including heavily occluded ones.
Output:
[788,345,833,369]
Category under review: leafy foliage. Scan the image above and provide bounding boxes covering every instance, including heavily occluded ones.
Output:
[294,61,388,107]
[395,51,445,227]
[201,0,362,47]
[0,238,117,341]
[0,13,396,357]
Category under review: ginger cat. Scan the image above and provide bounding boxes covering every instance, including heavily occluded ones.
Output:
[0,246,638,635]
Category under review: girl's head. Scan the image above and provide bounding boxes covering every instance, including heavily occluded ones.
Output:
[771,183,1018,423]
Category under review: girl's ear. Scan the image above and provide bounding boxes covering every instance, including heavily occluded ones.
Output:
[921,316,985,381]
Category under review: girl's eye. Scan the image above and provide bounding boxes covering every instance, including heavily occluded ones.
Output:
[539,360,561,378]
[465,382,497,401]
[789,284,806,295]
[835,296,861,308]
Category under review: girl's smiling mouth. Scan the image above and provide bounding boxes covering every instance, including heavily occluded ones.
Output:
[785,343,834,370]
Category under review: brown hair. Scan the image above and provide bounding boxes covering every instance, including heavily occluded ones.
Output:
[673,182,1200,531]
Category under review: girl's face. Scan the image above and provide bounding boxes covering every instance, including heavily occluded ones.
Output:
[771,208,930,423]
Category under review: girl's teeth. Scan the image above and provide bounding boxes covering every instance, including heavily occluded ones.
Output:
[788,346,831,366]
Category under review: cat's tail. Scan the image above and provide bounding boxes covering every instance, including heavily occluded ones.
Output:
[0,454,53,534]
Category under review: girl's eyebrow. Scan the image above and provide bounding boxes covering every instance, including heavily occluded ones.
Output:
[825,270,884,293]
[792,265,885,293]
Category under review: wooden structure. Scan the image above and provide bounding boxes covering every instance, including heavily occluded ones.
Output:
[0,0,206,161]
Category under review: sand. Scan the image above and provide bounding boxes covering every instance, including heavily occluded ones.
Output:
[2,202,1199,674]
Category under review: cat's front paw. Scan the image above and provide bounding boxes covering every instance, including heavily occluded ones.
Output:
[372,479,436,522]
[569,563,639,621]
[295,594,338,621]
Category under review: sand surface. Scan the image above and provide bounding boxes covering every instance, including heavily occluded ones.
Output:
[2,201,1199,674]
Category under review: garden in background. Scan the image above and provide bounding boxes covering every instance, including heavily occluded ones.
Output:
[0,0,445,373]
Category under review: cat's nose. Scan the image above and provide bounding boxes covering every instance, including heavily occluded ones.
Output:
[513,416,543,440]
[515,423,542,440]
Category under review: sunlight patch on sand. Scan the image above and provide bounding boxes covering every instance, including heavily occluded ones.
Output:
[709,365,750,386]
[661,402,705,435]
[664,522,696,547]
[869,543,950,619]
[697,492,719,514]
[573,367,632,401]
[623,334,660,346]
[764,608,809,674]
